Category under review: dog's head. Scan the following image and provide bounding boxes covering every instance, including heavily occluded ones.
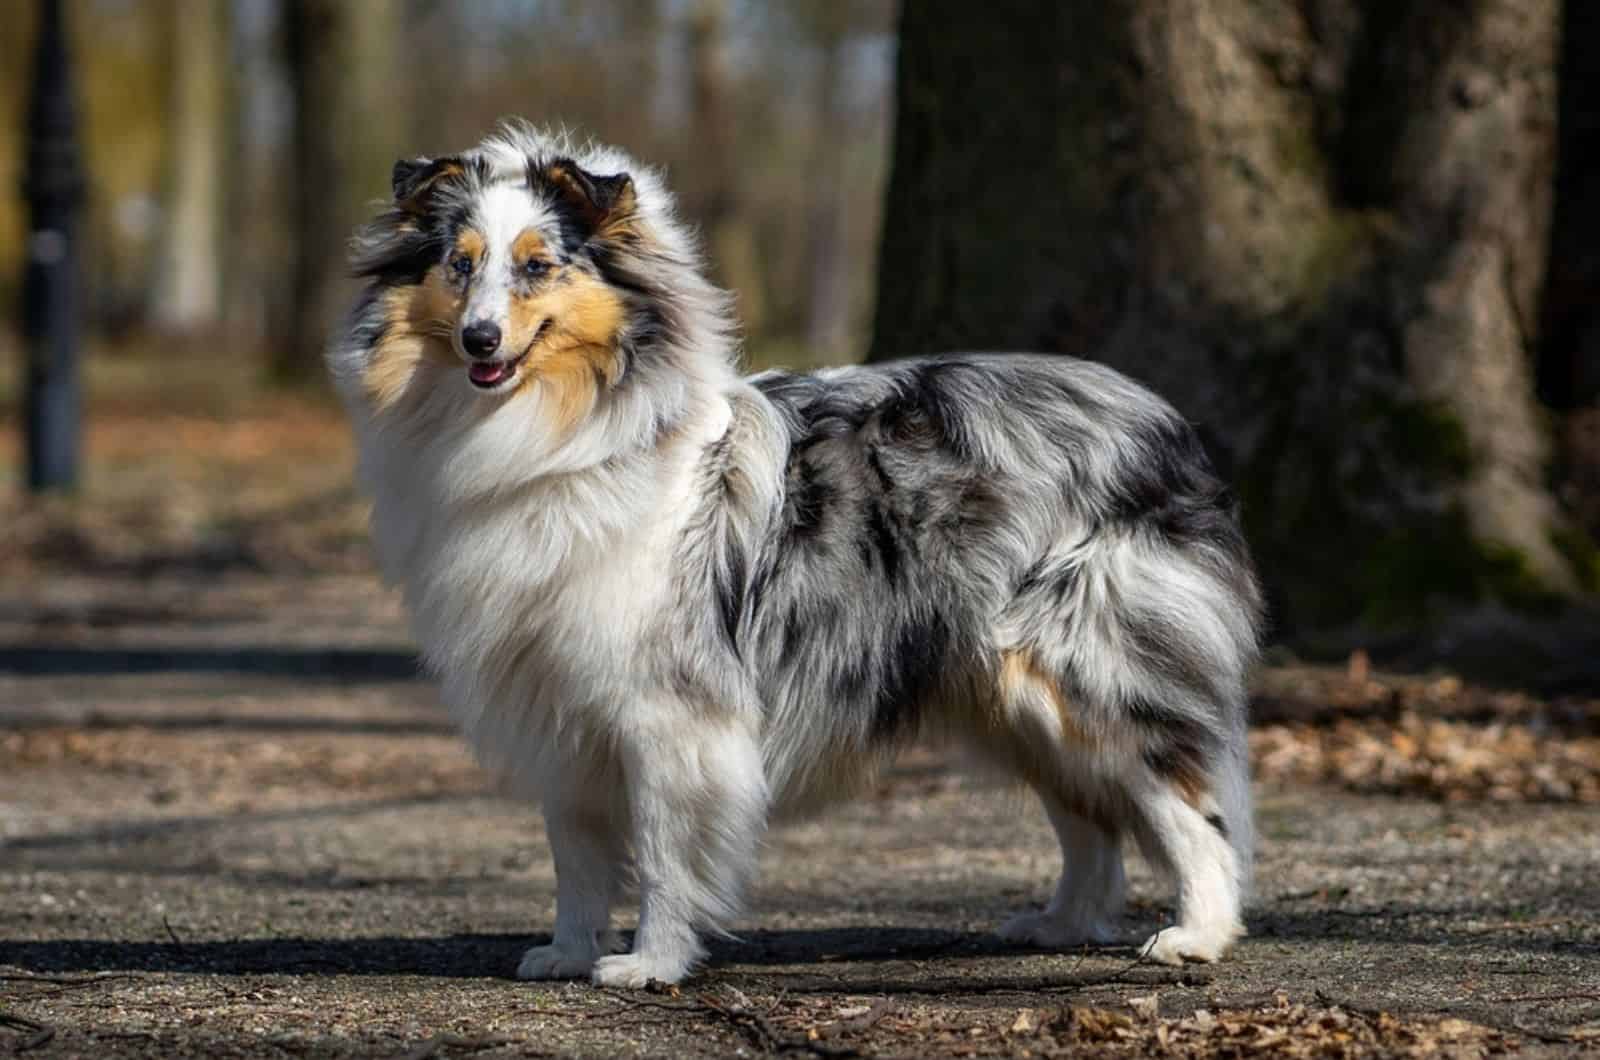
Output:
[388,153,636,396]
[344,127,730,441]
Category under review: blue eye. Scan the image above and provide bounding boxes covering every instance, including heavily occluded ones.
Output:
[521,259,550,279]
[450,254,473,277]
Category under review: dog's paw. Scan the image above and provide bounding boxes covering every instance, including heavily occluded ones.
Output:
[591,952,692,988]
[1139,925,1239,966]
[998,910,1122,949]
[516,944,598,980]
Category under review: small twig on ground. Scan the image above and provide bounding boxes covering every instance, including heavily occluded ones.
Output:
[696,992,860,1058]
[762,988,790,1018]
[0,1011,55,1052]
[1088,935,1158,988]
[1489,991,1600,1004]
[162,914,188,955]
[1312,988,1390,1019]
[818,999,893,1042]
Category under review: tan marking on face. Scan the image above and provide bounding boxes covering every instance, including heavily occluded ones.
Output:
[511,228,547,267]
[361,266,462,412]
[998,649,1095,748]
[453,228,485,266]
[507,269,627,435]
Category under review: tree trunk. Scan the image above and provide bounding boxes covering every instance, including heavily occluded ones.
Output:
[153,0,228,332]
[804,21,851,358]
[871,0,1590,631]
[1542,0,1600,411]
[277,0,402,382]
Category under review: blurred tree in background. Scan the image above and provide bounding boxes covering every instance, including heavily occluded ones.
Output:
[282,0,403,380]
[872,0,1599,633]
[153,0,228,332]
[0,0,895,377]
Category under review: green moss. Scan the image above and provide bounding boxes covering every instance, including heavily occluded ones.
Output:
[1289,209,1389,312]
[1550,526,1600,594]
[1379,400,1473,478]
[1235,374,1561,630]
[1355,513,1560,628]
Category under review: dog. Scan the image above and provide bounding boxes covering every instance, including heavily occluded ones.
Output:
[327,123,1264,987]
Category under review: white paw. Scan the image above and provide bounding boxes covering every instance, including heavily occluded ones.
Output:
[998,909,1122,948]
[1139,925,1239,966]
[591,951,693,988]
[516,943,599,980]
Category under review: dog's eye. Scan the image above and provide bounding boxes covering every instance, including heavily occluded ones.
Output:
[450,254,473,278]
[520,259,550,279]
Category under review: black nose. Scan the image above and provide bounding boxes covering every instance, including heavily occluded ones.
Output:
[461,320,502,358]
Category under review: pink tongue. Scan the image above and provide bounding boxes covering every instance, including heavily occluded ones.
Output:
[469,361,510,386]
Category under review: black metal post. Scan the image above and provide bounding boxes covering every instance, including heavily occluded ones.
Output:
[22,0,85,492]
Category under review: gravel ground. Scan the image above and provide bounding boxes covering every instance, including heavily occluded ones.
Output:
[3,573,1598,1058]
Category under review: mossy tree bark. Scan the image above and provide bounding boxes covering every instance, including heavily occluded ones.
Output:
[870,0,1590,631]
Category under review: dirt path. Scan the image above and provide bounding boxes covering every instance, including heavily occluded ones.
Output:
[3,574,1598,1057]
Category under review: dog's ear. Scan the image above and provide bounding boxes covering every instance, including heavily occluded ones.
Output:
[541,158,636,239]
[391,155,465,214]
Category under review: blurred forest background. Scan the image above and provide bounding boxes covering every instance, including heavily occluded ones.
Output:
[0,0,894,370]
[1,0,1597,671]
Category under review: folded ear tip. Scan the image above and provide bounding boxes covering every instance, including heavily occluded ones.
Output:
[391,157,429,198]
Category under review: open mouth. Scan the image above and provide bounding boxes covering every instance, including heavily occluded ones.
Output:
[465,321,550,391]
[467,349,528,390]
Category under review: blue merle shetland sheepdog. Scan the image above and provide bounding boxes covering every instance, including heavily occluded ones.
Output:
[327,123,1264,987]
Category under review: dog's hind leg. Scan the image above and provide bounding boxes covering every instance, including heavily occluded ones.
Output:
[592,714,768,988]
[518,789,627,980]
[1127,730,1249,965]
[998,795,1126,947]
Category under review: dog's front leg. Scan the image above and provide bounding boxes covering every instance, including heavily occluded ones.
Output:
[517,790,625,980]
[592,715,767,988]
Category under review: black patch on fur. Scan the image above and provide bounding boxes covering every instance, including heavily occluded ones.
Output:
[778,604,807,669]
[865,446,895,495]
[711,534,747,659]
[584,245,695,361]
[1126,695,1219,758]
[757,372,874,455]
[1141,741,1210,789]
[906,361,976,461]
[783,458,833,544]
[831,654,871,704]
[1048,563,1080,607]
[1124,614,1219,702]
[347,286,391,349]
[870,610,953,740]
[1206,813,1229,839]
[945,476,1005,539]
[1108,415,1245,553]
[863,504,901,584]
[351,221,443,285]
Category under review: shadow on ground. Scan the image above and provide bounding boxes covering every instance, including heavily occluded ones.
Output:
[0,645,419,680]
